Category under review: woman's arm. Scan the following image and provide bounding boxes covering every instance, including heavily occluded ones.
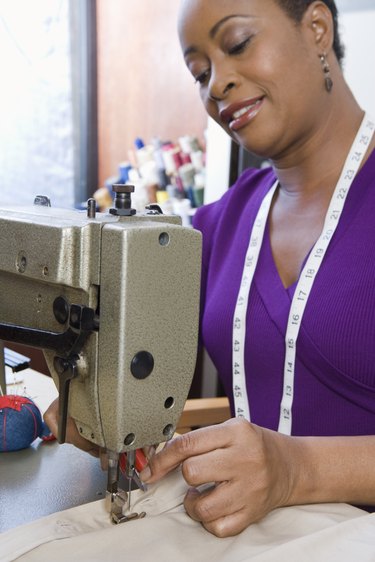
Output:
[140,418,375,537]
[286,432,375,507]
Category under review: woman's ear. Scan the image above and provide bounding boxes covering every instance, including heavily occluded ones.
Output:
[304,1,335,54]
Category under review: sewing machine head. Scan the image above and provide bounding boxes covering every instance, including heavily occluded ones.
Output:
[0,187,201,518]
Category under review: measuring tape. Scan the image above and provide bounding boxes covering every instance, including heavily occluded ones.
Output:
[232,113,375,434]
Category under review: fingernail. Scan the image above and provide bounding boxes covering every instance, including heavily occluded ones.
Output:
[140,466,151,482]
[145,445,156,460]
[186,487,200,497]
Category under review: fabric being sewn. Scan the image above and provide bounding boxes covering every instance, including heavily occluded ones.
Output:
[1,469,375,562]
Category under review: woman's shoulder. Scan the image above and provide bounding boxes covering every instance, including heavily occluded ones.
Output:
[193,165,276,233]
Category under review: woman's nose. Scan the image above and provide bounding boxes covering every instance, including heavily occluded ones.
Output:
[208,68,236,101]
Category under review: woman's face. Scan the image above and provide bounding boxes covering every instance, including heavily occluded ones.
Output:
[178,0,327,160]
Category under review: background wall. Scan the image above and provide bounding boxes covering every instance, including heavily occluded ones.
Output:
[0,0,75,207]
[338,1,375,117]
[96,0,208,187]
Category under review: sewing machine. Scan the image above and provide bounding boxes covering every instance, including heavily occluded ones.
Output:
[0,186,201,523]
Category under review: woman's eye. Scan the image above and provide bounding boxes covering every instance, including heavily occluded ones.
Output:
[228,37,251,55]
[194,69,210,85]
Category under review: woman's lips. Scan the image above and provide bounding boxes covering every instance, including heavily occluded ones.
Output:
[220,97,264,131]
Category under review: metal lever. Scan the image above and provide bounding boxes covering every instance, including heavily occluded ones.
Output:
[0,301,98,443]
[53,356,78,443]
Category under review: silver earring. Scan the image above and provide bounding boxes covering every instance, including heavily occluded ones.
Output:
[319,53,333,92]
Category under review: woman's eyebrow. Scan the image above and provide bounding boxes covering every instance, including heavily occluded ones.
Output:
[209,14,252,39]
[183,14,252,58]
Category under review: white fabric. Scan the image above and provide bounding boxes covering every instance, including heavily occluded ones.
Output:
[1,469,375,562]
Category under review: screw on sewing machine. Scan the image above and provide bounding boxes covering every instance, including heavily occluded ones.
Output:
[110,184,136,217]
[124,433,135,446]
[53,296,70,325]
[33,195,51,207]
[16,252,27,274]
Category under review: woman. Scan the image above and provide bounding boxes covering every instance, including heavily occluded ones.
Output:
[45,0,375,539]
[138,0,375,537]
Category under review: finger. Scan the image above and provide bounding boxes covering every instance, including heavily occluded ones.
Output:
[181,448,234,488]
[184,485,250,537]
[43,398,59,436]
[203,510,250,538]
[183,481,236,524]
[140,423,237,483]
[143,445,157,461]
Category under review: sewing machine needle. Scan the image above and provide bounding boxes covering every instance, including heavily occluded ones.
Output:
[126,449,135,513]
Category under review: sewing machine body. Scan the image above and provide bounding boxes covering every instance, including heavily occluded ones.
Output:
[0,202,201,453]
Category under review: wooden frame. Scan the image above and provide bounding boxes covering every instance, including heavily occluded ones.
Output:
[177,397,231,434]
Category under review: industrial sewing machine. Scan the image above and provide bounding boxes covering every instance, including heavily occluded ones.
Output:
[0,185,201,523]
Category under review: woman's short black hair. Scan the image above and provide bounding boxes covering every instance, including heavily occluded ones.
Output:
[275,0,345,64]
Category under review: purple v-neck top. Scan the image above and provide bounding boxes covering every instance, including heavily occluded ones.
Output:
[193,148,375,437]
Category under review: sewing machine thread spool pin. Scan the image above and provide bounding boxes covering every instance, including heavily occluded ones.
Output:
[110,184,136,217]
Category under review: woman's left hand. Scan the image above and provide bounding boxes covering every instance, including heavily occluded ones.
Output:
[139,417,297,537]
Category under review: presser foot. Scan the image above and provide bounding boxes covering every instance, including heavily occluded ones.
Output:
[106,490,146,525]
[106,450,147,524]
[105,489,147,525]
[111,510,147,525]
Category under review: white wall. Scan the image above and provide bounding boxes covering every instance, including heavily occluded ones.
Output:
[0,0,75,207]
[338,2,375,117]
[204,118,232,205]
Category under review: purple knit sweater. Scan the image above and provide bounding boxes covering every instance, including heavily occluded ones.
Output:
[193,148,375,438]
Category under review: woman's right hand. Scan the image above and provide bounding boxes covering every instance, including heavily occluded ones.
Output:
[43,397,104,462]
[43,398,156,470]
[139,418,296,537]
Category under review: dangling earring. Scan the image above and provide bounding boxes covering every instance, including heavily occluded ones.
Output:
[319,53,333,92]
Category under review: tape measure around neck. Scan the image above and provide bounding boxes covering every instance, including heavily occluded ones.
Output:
[232,113,375,433]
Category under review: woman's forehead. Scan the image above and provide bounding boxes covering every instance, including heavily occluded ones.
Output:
[177,0,284,52]
[178,0,275,19]
[178,0,278,35]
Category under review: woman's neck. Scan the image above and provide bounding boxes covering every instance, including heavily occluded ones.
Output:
[271,97,367,202]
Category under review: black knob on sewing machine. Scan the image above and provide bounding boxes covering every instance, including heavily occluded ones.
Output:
[130,351,154,380]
